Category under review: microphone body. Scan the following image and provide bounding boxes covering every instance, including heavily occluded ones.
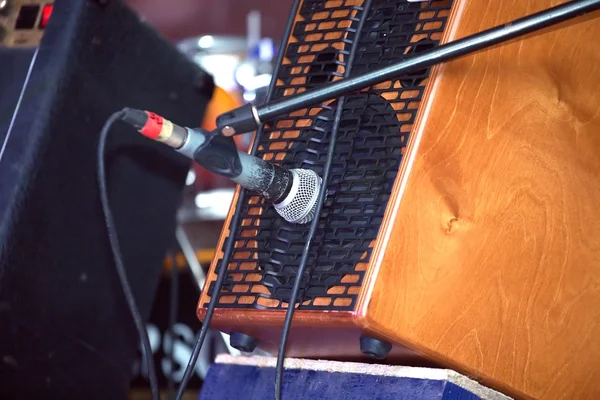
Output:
[122,108,322,224]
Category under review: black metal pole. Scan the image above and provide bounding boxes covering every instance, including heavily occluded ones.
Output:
[254,0,600,124]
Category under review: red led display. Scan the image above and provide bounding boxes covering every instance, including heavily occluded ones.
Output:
[39,4,53,29]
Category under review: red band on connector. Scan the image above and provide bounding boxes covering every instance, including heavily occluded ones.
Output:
[139,112,164,140]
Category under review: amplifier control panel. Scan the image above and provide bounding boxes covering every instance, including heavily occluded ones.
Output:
[0,0,53,48]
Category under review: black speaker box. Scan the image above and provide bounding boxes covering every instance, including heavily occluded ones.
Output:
[0,0,213,398]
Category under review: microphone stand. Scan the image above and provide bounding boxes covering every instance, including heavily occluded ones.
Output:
[214,0,600,136]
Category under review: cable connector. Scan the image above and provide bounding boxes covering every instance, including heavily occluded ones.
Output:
[121,107,188,149]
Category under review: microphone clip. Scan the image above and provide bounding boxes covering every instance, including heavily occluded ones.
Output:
[215,103,260,137]
[192,129,243,178]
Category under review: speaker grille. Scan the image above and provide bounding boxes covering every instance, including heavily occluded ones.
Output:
[208,0,453,311]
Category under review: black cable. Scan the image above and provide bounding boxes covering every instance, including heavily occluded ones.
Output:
[97,111,159,400]
[273,1,372,398]
[173,193,246,400]
[167,252,179,400]
[272,105,338,400]
[172,2,301,399]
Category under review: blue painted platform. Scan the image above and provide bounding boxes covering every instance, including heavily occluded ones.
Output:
[199,355,511,399]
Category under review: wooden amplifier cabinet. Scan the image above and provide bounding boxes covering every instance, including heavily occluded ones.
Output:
[198,1,600,399]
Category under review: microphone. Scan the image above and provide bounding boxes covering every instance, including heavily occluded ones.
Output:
[120,108,322,224]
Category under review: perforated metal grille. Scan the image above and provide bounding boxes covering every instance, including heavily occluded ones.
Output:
[207,0,453,311]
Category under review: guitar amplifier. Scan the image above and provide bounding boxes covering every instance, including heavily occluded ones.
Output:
[197,1,600,399]
[0,0,213,398]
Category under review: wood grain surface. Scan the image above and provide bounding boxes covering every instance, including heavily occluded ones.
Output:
[360,1,600,399]
[197,1,600,398]
[198,308,429,363]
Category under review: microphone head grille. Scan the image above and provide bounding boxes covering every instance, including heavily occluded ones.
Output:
[274,169,322,224]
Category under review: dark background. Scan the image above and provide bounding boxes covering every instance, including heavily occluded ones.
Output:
[126,0,291,41]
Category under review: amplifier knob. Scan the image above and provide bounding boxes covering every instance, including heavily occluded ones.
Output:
[0,0,9,15]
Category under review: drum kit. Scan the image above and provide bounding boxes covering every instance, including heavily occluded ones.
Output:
[176,11,275,222]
